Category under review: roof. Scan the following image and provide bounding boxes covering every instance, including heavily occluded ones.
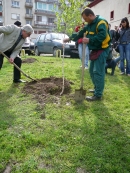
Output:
[88,0,103,8]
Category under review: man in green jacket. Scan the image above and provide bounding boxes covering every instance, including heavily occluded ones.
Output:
[64,8,111,101]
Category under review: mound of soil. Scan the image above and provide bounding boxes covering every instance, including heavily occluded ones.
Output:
[22,58,37,63]
[23,77,73,104]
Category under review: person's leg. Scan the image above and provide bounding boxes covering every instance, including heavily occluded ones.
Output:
[85,45,89,68]
[105,63,108,74]
[13,57,22,81]
[119,44,125,73]
[78,43,82,65]
[0,54,4,70]
[87,48,109,100]
[114,56,121,64]
[93,53,106,97]
[125,43,130,75]
[111,60,116,75]
[89,60,95,86]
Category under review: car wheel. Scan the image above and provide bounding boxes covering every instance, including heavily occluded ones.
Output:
[35,47,40,56]
[53,47,59,57]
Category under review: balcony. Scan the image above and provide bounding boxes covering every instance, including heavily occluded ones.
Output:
[34,21,56,29]
[35,9,56,16]
[25,2,33,8]
[25,14,33,19]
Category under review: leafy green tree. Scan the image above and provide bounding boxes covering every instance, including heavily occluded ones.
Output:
[55,0,88,35]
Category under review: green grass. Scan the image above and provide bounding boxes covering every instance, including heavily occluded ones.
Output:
[0,55,130,173]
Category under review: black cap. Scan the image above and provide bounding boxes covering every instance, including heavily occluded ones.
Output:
[14,21,21,27]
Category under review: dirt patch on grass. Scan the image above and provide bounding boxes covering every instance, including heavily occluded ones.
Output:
[23,77,73,105]
[22,58,37,63]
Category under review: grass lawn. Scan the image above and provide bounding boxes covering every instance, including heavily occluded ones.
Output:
[0,55,130,173]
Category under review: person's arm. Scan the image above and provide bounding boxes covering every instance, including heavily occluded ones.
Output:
[63,26,86,43]
[10,49,21,60]
[0,25,15,34]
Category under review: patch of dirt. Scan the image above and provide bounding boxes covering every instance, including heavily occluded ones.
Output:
[22,58,37,63]
[23,77,73,105]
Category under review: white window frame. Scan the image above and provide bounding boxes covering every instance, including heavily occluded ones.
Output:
[26,8,32,14]
[26,20,32,25]
[11,13,20,20]
[48,4,53,11]
[0,5,2,12]
[37,2,47,10]
[12,1,20,8]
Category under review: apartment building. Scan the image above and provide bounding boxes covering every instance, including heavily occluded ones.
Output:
[0,0,59,35]
[88,0,130,29]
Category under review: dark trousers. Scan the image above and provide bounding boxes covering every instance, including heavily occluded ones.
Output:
[0,51,22,80]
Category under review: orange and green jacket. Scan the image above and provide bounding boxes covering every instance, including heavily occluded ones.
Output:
[70,15,111,50]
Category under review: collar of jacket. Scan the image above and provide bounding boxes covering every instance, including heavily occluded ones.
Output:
[89,15,99,25]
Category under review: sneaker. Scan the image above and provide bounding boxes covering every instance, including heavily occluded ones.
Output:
[120,72,125,75]
[13,79,26,83]
[85,67,88,69]
[86,96,102,101]
[127,74,130,76]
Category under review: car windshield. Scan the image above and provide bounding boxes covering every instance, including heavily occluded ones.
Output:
[52,33,68,40]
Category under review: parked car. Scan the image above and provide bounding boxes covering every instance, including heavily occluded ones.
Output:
[22,37,35,55]
[34,33,79,58]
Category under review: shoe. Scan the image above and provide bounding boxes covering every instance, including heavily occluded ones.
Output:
[13,79,26,83]
[89,89,95,93]
[86,96,102,101]
[120,72,125,75]
[85,67,88,69]
[127,74,130,76]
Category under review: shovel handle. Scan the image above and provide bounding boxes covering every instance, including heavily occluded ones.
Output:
[81,33,86,88]
[0,51,26,74]
[0,51,35,80]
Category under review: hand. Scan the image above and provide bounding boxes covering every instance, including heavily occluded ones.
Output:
[63,38,70,43]
[9,58,14,64]
[82,37,89,44]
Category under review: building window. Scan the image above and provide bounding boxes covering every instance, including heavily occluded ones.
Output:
[128,3,130,14]
[54,5,58,12]
[48,18,54,23]
[110,11,114,20]
[12,1,20,8]
[37,2,47,10]
[26,8,32,14]
[48,4,53,11]
[36,16,42,21]
[0,5,2,12]
[11,13,20,20]
[0,16,2,21]
[26,0,32,2]
[26,20,32,25]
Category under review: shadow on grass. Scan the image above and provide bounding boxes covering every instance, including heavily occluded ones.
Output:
[74,101,130,172]
[0,84,18,130]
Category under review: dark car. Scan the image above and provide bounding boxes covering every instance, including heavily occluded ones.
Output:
[34,33,79,58]
[22,37,35,55]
